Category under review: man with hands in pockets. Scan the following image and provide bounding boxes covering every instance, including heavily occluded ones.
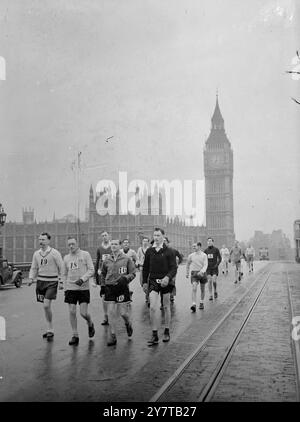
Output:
[142,228,177,346]
[100,239,136,346]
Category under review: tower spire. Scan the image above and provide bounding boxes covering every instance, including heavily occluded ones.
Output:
[211,92,224,130]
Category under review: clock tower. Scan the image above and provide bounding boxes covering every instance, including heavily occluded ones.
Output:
[203,94,235,247]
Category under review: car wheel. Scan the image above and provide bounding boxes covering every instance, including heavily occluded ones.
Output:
[14,274,22,288]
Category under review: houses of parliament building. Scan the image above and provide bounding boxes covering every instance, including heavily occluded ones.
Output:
[2,96,235,262]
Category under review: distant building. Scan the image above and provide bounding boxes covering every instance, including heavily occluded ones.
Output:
[2,203,206,262]
[249,229,293,261]
[1,95,236,261]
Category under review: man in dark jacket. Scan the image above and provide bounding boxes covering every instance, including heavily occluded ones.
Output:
[143,228,177,346]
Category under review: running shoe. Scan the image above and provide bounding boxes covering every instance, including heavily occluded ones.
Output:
[147,335,159,346]
[125,322,133,337]
[69,336,79,346]
[199,303,204,310]
[42,332,54,341]
[214,291,218,298]
[88,322,95,338]
[101,318,109,326]
[162,332,170,342]
[107,334,117,346]
[190,305,196,312]
[209,295,213,301]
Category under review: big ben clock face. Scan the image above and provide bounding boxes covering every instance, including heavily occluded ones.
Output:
[209,154,223,167]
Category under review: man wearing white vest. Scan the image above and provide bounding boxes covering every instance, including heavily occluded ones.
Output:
[62,236,95,346]
[28,232,63,341]
[186,242,208,311]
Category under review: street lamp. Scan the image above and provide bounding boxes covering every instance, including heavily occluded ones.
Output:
[0,204,6,227]
[0,204,6,259]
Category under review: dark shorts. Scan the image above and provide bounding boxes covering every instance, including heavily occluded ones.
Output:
[206,267,219,277]
[233,261,241,269]
[64,290,90,305]
[104,284,131,303]
[191,271,208,284]
[247,256,254,262]
[148,279,174,295]
[36,280,58,303]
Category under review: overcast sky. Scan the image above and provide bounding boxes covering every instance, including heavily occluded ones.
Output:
[0,0,299,242]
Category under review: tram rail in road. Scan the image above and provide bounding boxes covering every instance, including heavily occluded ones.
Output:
[286,271,300,401]
[150,267,272,402]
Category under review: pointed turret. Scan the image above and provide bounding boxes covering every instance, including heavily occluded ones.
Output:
[211,93,224,130]
[205,93,230,148]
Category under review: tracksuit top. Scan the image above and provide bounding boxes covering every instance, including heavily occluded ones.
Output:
[230,247,244,263]
[186,251,208,273]
[29,247,63,283]
[100,252,136,286]
[95,243,112,284]
[220,248,230,259]
[121,248,138,264]
[142,244,177,285]
[62,249,94,291]
[204,246,222,269]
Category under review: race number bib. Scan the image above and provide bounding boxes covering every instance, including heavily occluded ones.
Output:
[102,254,110,261]
[70,261,79,270]
[116,295,125,303]
[207,254,214,259]
[119,266,127,274]
[40,258,48,266]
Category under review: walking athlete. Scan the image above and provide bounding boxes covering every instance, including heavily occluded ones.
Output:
[136,237,150,303]
[95,231,112,326]
[204,238,221,300]
[62,237,95,346]
[28,232,63,341]
[186,242,208,311]
[220,244,230,275]
[100,239,136,346]
[142,228,177,346]
[164,237,183,303]
[245,244,255,273]
[229,240,246,283]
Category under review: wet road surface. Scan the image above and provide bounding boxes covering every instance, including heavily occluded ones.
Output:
[0,261,270,401]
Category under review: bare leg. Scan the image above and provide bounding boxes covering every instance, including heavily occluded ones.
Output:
[68,303,78,336]
[162,293,171,329]
[149,290,160,331]
[191,281,198,305]
[102,297,108,322]
[79,302,93,326]
[212,274,218,293]
[200,283,205,301]
[43,299,53,332]
[119,302,130,325]
[107,301,117,335]
[208,275,213,297]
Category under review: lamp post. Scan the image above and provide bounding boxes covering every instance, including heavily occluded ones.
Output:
[0,204,7,258]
